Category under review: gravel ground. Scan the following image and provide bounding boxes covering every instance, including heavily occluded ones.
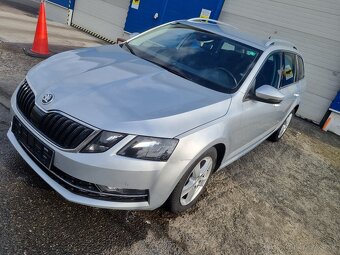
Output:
[0,34,339,255]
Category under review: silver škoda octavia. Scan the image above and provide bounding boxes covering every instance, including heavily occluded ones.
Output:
[8,18,305,212]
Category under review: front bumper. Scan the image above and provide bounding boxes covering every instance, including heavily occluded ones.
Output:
[8,91,191,210]
[8,130,152,209]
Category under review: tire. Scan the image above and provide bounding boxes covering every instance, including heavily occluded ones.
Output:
[268,111,294,142]
[166,147,217,213]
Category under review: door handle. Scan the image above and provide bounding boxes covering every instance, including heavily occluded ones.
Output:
[294,93,299,97]
[154,13,159,19]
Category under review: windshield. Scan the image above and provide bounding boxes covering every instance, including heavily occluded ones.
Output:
[124,23,262,93]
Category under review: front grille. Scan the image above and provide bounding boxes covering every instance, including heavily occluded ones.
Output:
[17,80,35,119]
[39,112,94,149]
[16,80,94,149]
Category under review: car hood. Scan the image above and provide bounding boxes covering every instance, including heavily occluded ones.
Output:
[26,45,231,137]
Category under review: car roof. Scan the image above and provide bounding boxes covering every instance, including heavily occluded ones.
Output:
[178,19,297,52]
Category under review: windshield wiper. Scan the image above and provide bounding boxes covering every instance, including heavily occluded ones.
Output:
[161,65,190,80]
[123,47,191,81]
[147,60,191,80]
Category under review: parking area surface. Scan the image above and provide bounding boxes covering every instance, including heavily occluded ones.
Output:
[0,3,340,255]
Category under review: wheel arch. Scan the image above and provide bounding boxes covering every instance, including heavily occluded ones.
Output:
[213,143,226,172]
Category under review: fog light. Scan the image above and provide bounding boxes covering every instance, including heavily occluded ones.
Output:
[97,185,120,193]
[96,185,148,196]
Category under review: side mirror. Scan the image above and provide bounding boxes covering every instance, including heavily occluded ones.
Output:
[255,85,285,104]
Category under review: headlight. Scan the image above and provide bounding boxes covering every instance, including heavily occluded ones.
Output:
[81,131,126,153]
[117,136,178,161]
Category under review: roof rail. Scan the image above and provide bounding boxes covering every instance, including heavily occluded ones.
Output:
[188,18,238,30]
[265,39,297,49]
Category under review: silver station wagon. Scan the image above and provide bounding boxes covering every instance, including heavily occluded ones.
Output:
[8,18,305,212]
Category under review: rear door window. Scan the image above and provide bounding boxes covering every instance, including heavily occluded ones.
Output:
[280,52,296,87]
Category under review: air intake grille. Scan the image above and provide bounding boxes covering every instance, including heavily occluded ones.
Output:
[16,80,94,149]
[16,80,35,119]
[39,112,93,149]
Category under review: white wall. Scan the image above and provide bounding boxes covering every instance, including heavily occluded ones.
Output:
[219,0,340,123]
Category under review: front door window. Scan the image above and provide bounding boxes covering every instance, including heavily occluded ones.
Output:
[255,52,282,90]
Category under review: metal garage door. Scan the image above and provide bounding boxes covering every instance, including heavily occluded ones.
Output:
[71,0,129,43]
[219,0,340,123]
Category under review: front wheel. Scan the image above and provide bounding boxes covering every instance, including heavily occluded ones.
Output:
[166,147,217,213]
[268,112,293,142]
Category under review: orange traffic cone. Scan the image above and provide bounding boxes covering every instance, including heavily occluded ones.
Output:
[24,0,51,58]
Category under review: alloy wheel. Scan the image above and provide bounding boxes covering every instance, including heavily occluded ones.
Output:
[180,156,213,206]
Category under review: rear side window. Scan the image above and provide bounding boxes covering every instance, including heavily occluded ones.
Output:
[297,56,305,80]
[280,52,296,87]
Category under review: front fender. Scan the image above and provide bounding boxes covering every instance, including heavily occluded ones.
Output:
[171,118,229,178]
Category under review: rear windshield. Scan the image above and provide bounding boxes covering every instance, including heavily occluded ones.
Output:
[124,23,262,93]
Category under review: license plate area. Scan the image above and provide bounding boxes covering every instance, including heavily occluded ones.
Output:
[12,116,54,169]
